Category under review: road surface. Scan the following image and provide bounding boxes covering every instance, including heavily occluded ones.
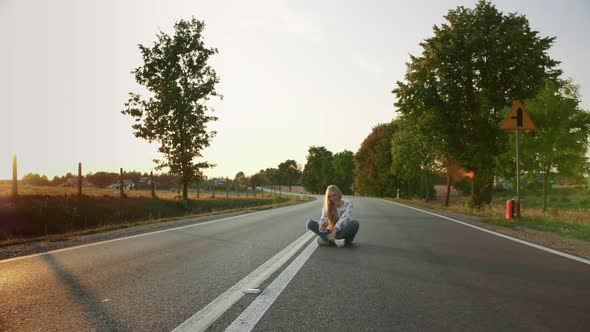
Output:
[1,196,589,331]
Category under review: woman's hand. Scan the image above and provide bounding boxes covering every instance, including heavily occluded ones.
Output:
[320,223,327,232]
[327,228,338,241]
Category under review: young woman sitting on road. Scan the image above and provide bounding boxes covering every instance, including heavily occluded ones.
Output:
[306,185,359,247]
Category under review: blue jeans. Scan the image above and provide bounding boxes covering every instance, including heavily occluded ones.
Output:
[306,219,359,242]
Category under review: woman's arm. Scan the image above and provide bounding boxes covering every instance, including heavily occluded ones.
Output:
[334,201,353,231]
[319,206,329,228]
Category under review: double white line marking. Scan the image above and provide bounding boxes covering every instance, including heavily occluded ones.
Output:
[173,231,317,332]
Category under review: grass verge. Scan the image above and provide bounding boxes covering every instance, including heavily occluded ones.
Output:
[389,198,590,242]
[0,194,314,246]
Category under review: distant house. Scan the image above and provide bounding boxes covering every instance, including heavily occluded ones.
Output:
[136,177,154,190]
[214,178,227,185]
[494,177,511,190]
[107,179,135,190]
[61,178,95,187]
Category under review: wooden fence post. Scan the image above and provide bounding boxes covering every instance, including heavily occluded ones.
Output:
[78,162,82,197]
[150,171,156,198]
[12,155,17,197]
[120,168,124,198]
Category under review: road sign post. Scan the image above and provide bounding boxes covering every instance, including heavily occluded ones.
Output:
[500,100,537,219]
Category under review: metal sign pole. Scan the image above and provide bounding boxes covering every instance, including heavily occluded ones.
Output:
[516,129,520,218]
[501,100,537,219]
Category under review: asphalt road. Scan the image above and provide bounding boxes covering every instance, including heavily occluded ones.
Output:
[1,196,589,331]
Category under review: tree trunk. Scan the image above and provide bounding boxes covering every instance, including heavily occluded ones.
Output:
[470,167,493,209]
[543,171,548,213]
[424,172,430,202]
[445,175,452,207]
[183,181,188,201]
[471,180,480,209]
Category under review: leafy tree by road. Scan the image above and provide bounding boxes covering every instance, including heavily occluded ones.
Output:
[393,0,561,208]
[234,171,246,193]
[391,116,439,201]
[122,18,221,201]
[332,150,355,195]
[250,171,266,195]
[278,160,302,192]
[354,123,397,197]
[264,168,280,191]
[302,146,334,194]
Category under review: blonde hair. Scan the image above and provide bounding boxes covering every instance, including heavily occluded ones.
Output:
[324,185,342,229]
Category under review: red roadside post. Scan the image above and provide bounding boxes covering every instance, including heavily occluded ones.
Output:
[505,200,512,220]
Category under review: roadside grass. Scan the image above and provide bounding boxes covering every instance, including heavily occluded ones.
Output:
[494,186,590,211]
[393,185,590,242]
[0,183,313,245]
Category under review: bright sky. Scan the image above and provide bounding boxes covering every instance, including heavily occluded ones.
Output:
[2,0,589,180]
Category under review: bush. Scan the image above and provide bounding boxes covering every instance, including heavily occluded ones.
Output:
[454,178,471,197]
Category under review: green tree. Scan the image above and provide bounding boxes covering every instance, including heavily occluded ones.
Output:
[512,81,590,212]
[302,146,334,194]
[263,168,280,192]
[391,116,439,201]
[85,172,119,188]
[234,171,245,195]
[332,150,355,195]
[393,0,561,208]
[250,171,266,196]
[22,173,50,186]
[354,123,397,197]
[122,18,221,201]
[278,160,302,192]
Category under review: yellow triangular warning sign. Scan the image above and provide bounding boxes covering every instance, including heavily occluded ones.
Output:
[500,100,537,131]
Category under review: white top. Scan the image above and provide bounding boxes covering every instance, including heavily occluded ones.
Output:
[319,200,353,231]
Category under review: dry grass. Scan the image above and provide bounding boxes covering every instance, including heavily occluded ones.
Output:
[0,195,310,247]
[0,183,312,243]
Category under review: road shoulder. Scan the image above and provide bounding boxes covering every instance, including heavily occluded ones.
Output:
[391,200,590,260]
